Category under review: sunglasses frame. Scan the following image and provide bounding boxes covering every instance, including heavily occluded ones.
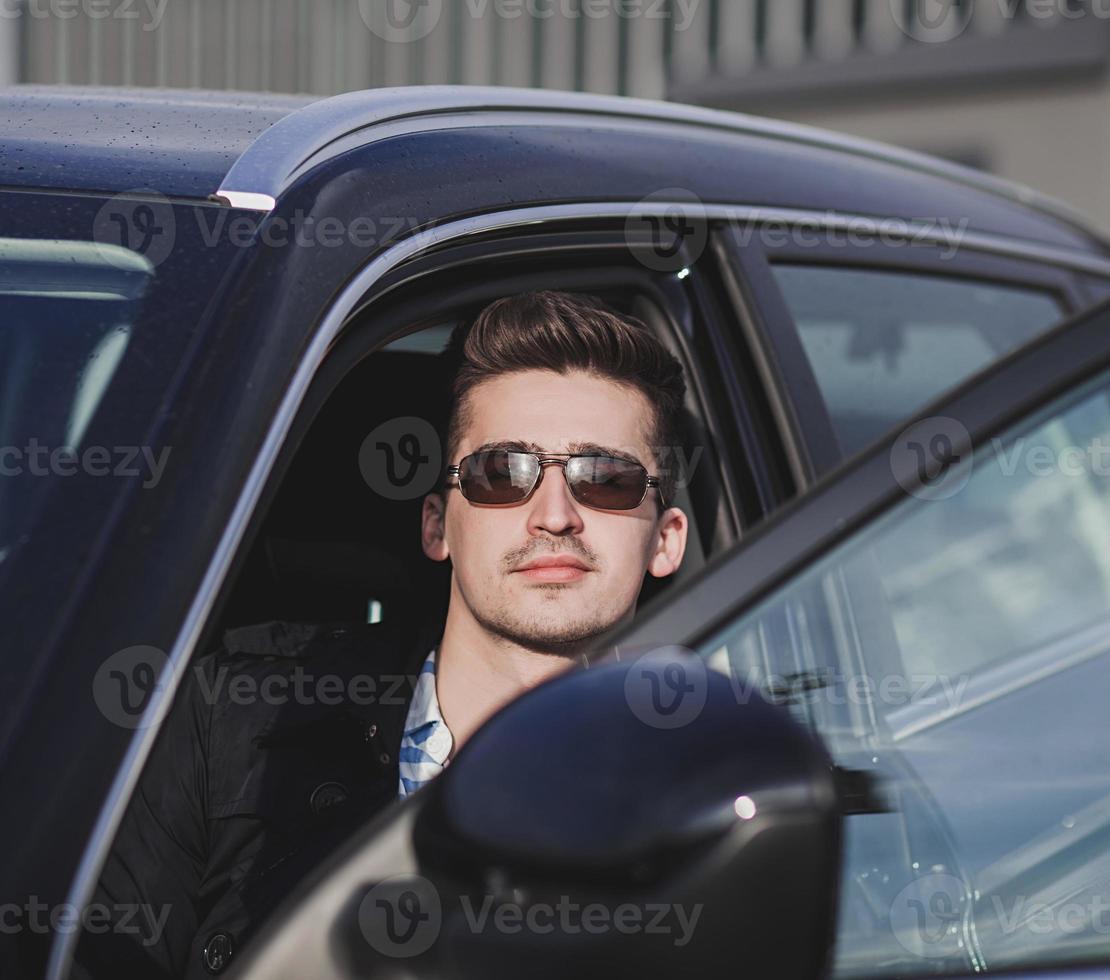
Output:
[445,450,667,511]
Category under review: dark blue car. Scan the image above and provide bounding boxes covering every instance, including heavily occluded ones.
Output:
[4,84,1110,980]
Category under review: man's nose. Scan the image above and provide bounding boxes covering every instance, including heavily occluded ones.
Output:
[525,461,585,536]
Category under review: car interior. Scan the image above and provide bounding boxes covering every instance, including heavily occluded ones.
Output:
[213,254,737,648]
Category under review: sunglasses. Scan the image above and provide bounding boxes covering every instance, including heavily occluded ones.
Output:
[446,450,666,511]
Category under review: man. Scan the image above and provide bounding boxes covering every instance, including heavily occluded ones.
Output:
[74,290,689,978]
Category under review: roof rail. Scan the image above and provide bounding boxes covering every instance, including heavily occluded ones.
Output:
[214,85,1104,247]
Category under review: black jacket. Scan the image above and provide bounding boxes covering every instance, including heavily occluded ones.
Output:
[73,617,434,980]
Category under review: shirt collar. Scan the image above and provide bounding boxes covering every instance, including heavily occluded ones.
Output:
[402,647,454,766]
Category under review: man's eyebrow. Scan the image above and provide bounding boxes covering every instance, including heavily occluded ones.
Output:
[567,442,645,466]
[472,440,546,455]
[470,440,644,467]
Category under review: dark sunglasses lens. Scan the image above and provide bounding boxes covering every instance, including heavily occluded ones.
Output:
[567,456,648,510]
[459,451,538,504]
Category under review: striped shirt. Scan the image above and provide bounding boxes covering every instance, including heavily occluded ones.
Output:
[397,647,454,798]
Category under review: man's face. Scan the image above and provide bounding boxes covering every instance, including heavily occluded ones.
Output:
[422,369,688,655]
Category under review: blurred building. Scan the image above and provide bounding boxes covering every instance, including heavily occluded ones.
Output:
[1,0,1108,228]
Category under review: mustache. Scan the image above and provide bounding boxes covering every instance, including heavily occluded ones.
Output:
[503,542,598,572]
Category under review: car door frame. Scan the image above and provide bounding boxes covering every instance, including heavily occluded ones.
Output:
[47,204,791,980]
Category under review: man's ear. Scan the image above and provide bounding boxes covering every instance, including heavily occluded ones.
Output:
[646,506,688,579]
[421,491,450,562]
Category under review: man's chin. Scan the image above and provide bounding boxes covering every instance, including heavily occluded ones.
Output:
[485,614,617,657]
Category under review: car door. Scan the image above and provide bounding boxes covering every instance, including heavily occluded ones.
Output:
[53,209,791,980]
[214,295,1110,980]
[614,295,1110,978]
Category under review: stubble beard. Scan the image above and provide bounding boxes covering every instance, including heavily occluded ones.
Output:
[472,584,619,658]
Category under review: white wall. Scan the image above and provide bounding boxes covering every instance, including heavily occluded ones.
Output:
[762,78,1110,236]
[0,4,19,86]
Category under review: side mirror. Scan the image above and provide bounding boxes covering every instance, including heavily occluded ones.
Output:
[231,651,843,980]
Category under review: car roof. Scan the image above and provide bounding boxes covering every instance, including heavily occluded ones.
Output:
[1,84,1106,257]
[0,86,317,200]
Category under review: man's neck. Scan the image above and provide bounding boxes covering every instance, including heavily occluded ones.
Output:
[434,608,583,754]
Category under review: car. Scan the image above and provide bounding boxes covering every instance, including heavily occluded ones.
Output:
[3,83,1110,980]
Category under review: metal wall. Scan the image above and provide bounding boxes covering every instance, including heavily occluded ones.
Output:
[7,0,1110,228]
[13,0,1091,98]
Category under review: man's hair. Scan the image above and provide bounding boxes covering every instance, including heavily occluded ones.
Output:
[441,290,688,505]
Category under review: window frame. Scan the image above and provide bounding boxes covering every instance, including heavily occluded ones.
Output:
[52,212,781,980]
[714,219,1096,487]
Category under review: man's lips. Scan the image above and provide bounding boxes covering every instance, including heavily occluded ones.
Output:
[512,555,592,583]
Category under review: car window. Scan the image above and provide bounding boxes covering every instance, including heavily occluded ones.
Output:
[0,191,257,736]
[772,264,1064,457]
[0,239,152,561]
[698,367,1110,977]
